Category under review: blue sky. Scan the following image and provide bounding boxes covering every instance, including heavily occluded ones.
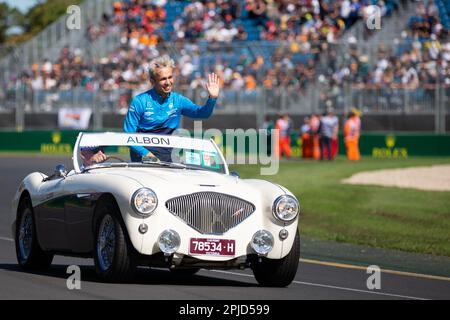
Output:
[0,0,40,13]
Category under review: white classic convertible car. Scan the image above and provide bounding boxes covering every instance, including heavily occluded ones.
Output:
[12,132,300,286]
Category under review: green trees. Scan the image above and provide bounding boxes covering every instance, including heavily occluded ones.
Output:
[25,0,83,35]
[0,0,83,46]
[0,3,25,44]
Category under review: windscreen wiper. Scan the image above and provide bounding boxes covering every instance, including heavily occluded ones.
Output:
[83,163,129,172]
[141,160,187,169]
[140,160,206,171]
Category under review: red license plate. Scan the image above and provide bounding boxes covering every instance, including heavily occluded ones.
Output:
[189,238,235,256]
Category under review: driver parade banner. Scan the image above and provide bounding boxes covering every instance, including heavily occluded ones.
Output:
[78,132,217,152]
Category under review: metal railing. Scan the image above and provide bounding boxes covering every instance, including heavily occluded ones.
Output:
[2,85,448,131]
[5,85,446,114]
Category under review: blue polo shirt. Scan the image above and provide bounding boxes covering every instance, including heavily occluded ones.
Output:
[124,88,216,159]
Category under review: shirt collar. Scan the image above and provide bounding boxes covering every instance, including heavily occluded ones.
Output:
[151,88,171,102]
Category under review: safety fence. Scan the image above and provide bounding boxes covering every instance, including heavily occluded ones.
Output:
[3,85,449,115]
[1,85,448,132]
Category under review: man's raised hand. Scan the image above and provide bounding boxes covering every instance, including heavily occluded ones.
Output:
[206,73,220,99]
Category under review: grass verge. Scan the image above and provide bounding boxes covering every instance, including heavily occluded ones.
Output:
[230,156,450,256]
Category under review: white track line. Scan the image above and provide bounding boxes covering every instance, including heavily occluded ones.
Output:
[292,280,428,300]
[0,236,13,242]
[207,269,428,300]
[300,258,450,282]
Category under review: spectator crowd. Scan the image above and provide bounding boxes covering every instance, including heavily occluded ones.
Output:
[1,0,449,113]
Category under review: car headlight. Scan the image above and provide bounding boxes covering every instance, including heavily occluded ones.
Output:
[272,195,299,222]
[131,188,158,216]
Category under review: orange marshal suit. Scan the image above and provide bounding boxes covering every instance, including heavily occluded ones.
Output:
[275,118,292,158]
[344,116,361,161]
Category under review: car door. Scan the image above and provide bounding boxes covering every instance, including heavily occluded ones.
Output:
[34,177,69,251]
[63,173,99,253]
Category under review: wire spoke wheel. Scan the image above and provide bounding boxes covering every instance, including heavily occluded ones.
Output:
[96,214,116,271]
[15,196,53,270]
[93,200,136,282]
[18,209,33,261]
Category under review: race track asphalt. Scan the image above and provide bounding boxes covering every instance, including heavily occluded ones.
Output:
[0,155,448,300]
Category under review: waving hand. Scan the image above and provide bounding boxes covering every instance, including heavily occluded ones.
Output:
[206,73,220,99]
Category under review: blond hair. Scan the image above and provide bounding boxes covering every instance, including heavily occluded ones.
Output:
[148,55,175,80]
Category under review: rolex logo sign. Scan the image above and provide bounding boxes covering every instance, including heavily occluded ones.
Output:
[52,132,61,144]
[372,134,407,159]
[385,135,395,148]
[41,131,71,154]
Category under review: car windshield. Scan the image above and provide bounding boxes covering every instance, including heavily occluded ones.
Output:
[74,132,227,174]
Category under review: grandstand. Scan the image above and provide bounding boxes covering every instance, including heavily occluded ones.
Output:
[0,0,448,132]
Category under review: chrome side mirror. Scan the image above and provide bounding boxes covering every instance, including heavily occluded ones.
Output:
[55,164,67,178]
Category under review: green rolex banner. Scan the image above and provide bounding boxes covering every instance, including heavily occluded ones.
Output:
[0,131,449,157]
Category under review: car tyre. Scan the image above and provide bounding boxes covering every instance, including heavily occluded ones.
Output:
[252,229,300,287]
[93,202,136,282]
[15,196,53,270]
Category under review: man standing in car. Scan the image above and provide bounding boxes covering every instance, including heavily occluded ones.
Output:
[124,55,220,162]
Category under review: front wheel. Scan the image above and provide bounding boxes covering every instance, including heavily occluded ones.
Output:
[252,229,300,287]
[93,203,136,282]
[15,197,53,270]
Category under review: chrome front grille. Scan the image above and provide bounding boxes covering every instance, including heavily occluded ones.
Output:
[165,192,256,234]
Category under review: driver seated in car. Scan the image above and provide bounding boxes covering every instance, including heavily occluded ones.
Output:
[80,147,107,166]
